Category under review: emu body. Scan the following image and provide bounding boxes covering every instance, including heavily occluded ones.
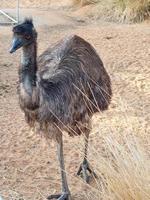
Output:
[10,19,112,200]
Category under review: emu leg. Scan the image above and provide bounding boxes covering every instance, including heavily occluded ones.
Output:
[47,136,71,200]
[77,135,97,183]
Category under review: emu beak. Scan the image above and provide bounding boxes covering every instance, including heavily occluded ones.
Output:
[9,37,24,53]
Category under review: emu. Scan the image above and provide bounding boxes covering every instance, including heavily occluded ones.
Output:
[9,19,112,200]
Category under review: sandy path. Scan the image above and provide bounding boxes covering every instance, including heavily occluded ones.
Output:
[0,6,150,200]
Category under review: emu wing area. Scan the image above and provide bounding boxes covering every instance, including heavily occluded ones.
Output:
[37,35,111,127]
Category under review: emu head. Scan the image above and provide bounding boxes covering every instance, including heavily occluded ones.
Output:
[10,18,37,53]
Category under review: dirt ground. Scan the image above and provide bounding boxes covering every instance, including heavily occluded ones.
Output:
[0,4,150,200]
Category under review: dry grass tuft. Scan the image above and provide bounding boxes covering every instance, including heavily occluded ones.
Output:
[74,131,150,200]
[117,0,150,22]
[72,0,150,22]
[89,134,150,200]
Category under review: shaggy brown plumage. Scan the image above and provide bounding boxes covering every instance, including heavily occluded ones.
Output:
[19,34,111,139]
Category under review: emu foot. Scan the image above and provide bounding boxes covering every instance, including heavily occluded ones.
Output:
[77,159,97,183]
[47,192,71,200]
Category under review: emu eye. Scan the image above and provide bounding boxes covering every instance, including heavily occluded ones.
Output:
[25,34,31,40]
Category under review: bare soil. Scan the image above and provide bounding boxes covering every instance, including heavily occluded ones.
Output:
[0,4,149,200]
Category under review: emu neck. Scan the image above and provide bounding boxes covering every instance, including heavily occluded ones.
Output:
[20,41,37,96]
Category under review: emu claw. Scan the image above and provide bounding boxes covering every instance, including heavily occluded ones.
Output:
[47,192,71,200]
[77,160,97,183]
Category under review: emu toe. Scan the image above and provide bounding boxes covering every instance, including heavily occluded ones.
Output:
[47,192,71,200]
[77,159,97,183]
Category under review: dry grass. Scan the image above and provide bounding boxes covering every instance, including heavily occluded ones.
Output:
[72,0,150,22]
[87,133,150,200]
[74,115,150,200]
[69,126,150,200]
[71,91,150,199]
